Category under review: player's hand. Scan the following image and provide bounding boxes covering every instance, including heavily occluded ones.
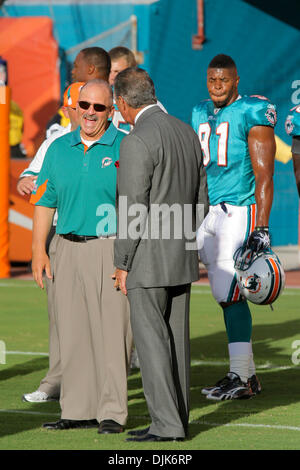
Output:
[247,226,270,253]
[32,249,52,289]
[112,268,128,296]
[17,176,37,196]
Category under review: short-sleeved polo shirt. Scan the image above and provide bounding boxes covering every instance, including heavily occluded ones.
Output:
[30,123,124,236]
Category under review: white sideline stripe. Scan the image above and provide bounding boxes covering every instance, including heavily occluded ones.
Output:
[0,409,299,433]
[0,284,299,293]
[0,283,37,288]
[5,351,295,371]
[191,289,300,295]
[0,409,59,417]
[190,360,295,371]
[7,351,49,356]
[191,420,300,432]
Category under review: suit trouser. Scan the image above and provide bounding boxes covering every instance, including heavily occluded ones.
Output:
[127,284,191,438]
[38,230,61,397]
[53,236,132,423]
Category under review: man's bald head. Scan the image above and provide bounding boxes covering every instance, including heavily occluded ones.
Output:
[79,79,113,105]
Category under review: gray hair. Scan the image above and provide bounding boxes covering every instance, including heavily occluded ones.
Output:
[114,67,157,109]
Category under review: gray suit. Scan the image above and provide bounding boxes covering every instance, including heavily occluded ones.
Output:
[114,105,208,437]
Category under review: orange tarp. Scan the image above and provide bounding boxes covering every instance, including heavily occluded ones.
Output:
[0,17,60,157]
[0,86,10,277]
[9,159,34,263]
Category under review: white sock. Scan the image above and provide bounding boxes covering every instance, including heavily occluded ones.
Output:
[228,342,252,383]
[248,342,256,378]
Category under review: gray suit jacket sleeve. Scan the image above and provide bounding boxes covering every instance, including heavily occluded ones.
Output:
[114,134,154,271]
[194,135,209,225]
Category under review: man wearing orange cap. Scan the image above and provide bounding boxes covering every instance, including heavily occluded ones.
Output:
[17,82,84,403]
[46,47,111,139]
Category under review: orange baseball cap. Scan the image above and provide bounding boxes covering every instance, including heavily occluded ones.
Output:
[63,82,85,108]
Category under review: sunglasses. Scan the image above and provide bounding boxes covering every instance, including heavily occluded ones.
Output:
[78,101,108,112]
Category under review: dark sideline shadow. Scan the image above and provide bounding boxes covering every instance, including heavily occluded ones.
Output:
[1,319,299,440]
[126,318,300,436]
[0,357,49,382]
[188,318,300,439]
[0,356,60,439]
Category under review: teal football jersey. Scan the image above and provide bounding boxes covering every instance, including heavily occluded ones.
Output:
[111,100,131,134]
[191,95,277,206]
[285,105,300,137]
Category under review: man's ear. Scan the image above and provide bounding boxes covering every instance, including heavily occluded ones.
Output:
[88,64,96,76]
[61,106,69,119]
[109,105,115,119]
[118,96,126,108]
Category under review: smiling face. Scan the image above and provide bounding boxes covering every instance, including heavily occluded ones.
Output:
[207,67,239,108]
[77,82,114,141]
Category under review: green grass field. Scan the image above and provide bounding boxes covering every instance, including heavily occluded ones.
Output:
[1,279,300,451]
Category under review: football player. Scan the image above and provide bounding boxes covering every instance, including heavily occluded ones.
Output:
[108,46,137,134]
[191,54,276,400]
[108,46,167,135]
[285,105,300,197]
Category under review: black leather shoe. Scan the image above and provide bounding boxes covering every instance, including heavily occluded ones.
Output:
[126,433,184,442]
[98,420,124,434]
[127,426,150,436]
[42,419,99,430]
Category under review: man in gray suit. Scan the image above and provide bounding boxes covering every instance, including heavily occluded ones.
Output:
[113,68,208,442]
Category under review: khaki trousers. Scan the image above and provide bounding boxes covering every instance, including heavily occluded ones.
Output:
[53,236,132,424]
[39,233,61,397]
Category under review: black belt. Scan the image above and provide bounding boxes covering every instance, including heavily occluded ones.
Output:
[220,202,228,213]
[61,233,98,243]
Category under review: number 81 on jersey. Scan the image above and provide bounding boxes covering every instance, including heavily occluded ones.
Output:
[198,122,229,167]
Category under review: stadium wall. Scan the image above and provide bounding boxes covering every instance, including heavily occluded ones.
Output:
[1,0,299,247]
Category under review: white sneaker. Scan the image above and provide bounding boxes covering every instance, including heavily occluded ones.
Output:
[22,390,58,403]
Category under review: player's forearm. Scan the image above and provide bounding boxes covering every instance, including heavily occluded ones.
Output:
[254,176,273,226]
[32,205,55,253]
[248,126,275,227]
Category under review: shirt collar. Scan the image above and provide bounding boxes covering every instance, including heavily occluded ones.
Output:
[71,122,118,147]
[134,104,158,124]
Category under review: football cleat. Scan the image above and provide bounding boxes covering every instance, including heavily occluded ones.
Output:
[248,374,262,395]
[206,372,253,401]
[233,246,285,305]
[201,375,233,396]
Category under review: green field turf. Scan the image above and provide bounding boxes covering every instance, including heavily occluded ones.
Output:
[0,279,300,451]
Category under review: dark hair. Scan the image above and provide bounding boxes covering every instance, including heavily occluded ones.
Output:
[108,46,137,67]
[114,67,157,109]
[81,47,111,79]
[208,54,237,70]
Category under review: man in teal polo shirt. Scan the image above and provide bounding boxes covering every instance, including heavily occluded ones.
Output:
[30,79,132,434]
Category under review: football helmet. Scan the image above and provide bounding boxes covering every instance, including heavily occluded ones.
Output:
[233,245,285,305]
